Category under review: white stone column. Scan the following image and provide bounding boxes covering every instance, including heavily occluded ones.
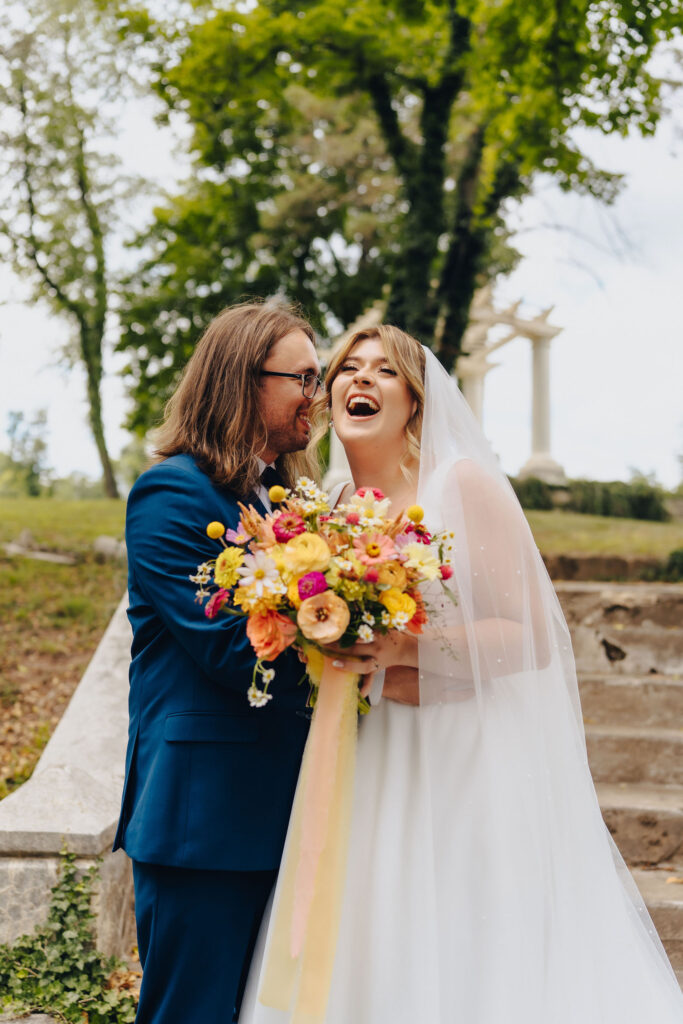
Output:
[531,336,551,455]
[519,336,567,485]
[460,369,485,425]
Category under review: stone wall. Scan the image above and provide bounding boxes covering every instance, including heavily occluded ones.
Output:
[0,595,134,956]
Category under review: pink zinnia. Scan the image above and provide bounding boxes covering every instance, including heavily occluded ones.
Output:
[440,564,454,580]
[297,571,329,600]
[353,532,397,566]
[205,588,230,619]
[397,524,432,546]
[345,511,360,526]
[355,487,385,501]
[273,512,307,542]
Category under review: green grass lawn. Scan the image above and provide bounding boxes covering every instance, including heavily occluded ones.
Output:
[526,510,683,558]
[0,498,125,551]
[0,498,127,798]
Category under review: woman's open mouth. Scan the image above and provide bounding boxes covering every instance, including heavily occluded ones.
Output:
[346,395,380,418]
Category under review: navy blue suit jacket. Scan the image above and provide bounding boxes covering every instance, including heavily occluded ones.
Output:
[113,453,309,871]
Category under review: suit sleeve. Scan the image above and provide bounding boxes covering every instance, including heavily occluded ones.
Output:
[125,461,261,691]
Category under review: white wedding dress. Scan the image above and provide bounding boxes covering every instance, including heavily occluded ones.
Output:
[239,349,683,1023]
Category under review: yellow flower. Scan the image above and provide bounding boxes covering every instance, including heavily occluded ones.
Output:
[284,532,331,575]
[380,587,417,621]
[297,591,350,644]
[406,505,424,524]
[233,585,280,614]
[337,578,365,602]
[214,546,245,588]
[287,576,303,608]
[206,521,225,539]
[400,542,441,581]
[377,561,408,589]
[268,543,288,575]
[269,484,287,504]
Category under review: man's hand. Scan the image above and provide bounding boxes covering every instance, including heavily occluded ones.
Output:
[382,666,420,706]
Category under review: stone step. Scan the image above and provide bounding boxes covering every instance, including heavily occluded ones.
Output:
[586,724,683,786]
[556,581,683,678]
[580,673,683,728]
[573,625,683,678]
[632,866,683,975]
[596,782,683,865]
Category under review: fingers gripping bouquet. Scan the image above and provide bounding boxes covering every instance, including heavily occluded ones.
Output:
[191,476,455,709]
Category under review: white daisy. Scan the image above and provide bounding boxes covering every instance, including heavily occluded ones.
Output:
[236,551,281,596]
[362,611,375,626]
[247,685,273,708]
[261,668,275,684]
[357,624,374,643]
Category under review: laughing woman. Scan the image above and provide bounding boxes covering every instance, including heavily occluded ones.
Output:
[240,325,683,1024]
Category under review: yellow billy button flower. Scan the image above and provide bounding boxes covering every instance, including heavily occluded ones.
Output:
[406,505,424,524]
[269,485,287,504]
[206,521,225,539]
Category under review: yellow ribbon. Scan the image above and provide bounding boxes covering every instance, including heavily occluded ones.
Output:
[259,647,360,1023]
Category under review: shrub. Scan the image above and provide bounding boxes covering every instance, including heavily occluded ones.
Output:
[659,547,683,582]
[0,851,137,1023]
[567,478,669,522]
[508,476,554,510]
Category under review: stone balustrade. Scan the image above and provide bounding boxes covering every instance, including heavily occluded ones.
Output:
[0,595,134,957]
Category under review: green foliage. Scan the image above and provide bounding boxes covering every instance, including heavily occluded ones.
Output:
[0,852,137,1023]
[567,478,670,522]
[116,0,680,431]
[508,476,554,511]
[658,547,683,582]
[0,410,50,497]
[0,0,147,497]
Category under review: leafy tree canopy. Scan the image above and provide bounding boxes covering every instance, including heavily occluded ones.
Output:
[117,0,681,431]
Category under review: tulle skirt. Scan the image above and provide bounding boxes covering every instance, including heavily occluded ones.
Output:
[240,675,683,1023]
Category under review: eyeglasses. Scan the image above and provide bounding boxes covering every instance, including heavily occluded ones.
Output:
[260,370,324,399]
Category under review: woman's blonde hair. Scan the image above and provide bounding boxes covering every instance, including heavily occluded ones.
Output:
[310,324,426,479]
[153,301,320,497]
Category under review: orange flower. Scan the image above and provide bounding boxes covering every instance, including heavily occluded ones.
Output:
[246,610,298,660]
[406,588,428,635]
[297,591,350,644]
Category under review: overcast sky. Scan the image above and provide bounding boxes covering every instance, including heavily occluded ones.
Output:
[0,80,681,489]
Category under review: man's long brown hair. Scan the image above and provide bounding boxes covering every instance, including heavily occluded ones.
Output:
[153,301,320,497]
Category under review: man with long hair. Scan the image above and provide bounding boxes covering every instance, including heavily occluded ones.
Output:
[113,302,322,1024]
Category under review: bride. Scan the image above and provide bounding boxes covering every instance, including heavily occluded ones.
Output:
[239,325,683,1023]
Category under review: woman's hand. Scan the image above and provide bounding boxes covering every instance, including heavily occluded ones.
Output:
[323,629,419,677]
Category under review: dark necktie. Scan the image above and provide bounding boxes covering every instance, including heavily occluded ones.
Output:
[261,464,286,492]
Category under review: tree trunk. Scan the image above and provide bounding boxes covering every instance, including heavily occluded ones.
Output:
[385,84,458,343]
[82,328,119,499]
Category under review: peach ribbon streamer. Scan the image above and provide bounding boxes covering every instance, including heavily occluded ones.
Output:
[258,648,360,1023]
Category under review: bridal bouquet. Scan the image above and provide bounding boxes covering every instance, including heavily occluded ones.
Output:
[191,476,455,709]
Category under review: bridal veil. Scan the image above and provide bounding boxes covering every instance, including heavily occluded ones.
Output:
[241,345,683,1023]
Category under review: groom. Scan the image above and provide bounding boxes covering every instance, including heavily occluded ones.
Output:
[114,302,324,1024]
